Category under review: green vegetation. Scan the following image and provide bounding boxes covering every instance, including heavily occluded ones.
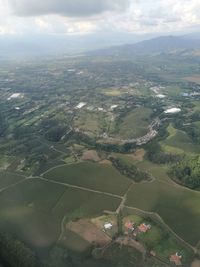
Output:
[43,162,131,195]
[117,107,153,139]
[1,49,200,266]
[0,171,24,189]
[110,156,152,182]
[161,124,200,154]
[126,181,200,245]
[170,155,200,189]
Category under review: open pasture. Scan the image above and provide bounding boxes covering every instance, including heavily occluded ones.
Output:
[43,162,131,196]
[160,124,200,154]
[126,180,200,246]
[117,107,153,139]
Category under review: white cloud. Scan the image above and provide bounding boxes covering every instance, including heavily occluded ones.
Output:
[1,0,200,36]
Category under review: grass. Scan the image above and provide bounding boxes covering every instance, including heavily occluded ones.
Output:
[160,124,200,154]
[60,228,91,252]
[117,107,153,139]
[74,111,106,136]
[43,162,132,196]
[126,180,200,246]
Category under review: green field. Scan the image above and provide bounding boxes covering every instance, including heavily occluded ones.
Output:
[74,111,106,136]
[43,162,132,196]
[0,171,25,189]
[117,107,153,139]
[126,180,200,246]
[0,179,120,250]
[160,124,200,154]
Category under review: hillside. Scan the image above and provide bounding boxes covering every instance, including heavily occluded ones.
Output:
[87,35,200,57]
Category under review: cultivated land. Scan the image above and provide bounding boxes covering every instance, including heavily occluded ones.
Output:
[1,50,200,266]
[43,162,132,196]
[126,180,200,246]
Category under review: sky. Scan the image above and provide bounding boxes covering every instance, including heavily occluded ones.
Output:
[1,0,200,36]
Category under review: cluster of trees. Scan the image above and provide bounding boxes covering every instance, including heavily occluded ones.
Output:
[110,157,151,182]
[38,118,68,142]
[0,111,7,137]
[146,142,181,164]
[0,233,37,267]
[170,155,200,189]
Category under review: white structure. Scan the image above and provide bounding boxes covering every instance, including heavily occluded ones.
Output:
[104,222,113,230]
[110,105,118,110]
[164,108,181,114]
[156,94,166,99]
[7,93,23,101]
[76,102,87,109]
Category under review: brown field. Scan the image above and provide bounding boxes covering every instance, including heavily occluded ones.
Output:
[184,76,200,84]
[99,159,112,165]
[132,149,145,161]
[82,150,100,162]
[191,260,200,267]
[66,219,111,246]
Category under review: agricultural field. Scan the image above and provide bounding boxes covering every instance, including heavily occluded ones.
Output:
[184,76,200,85]
[1,50,200,266]
[126,180,200,246]
[0,171,25,189]
[0,178,121,251]
[43,162,132,196]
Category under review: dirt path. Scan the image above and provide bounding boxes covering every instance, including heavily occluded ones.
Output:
[116,183,133,214]
[116,236,145,254]
[31,176,123,199]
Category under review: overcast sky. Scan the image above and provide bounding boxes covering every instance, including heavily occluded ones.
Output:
[1,0,200,36]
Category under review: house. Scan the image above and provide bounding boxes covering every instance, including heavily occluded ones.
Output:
[124,221,135,231]
[104,222,113,230]
[170,252,182,266]
[138,223,151,233]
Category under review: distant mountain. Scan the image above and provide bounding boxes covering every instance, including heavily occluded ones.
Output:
[87,35,200,57]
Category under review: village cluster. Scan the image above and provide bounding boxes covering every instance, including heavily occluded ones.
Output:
[102,219,183,266]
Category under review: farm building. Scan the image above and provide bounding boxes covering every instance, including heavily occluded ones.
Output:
[170,252,182,266]
[104,222,113,230]
[124,221,135,231]
[138,223,151,233]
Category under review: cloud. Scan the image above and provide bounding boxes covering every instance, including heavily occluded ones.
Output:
[8,0,130,17]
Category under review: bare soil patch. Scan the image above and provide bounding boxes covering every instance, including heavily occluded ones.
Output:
[116,236,145,254]
[132,149,145,161]
[184,76,200,85]
[82,150,100,162]
[191,260,200,267]
[66,219,111,246]
[99,159,112,165]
